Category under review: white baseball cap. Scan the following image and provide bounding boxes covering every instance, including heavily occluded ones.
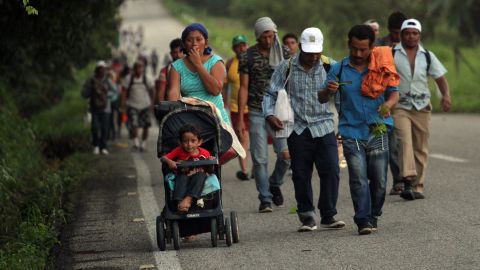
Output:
[401,18,422,32]
[96,60,107,68]
[300,27,323,53]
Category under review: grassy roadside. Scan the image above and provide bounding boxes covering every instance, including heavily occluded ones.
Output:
[162,0,480,113]
[0,66,97,269]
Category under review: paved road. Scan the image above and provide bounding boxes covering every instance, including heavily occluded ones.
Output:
[57,1,480,269]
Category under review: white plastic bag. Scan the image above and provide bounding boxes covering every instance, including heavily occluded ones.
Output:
[273,89,294,138]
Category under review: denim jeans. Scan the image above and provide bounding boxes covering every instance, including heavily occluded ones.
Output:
[248,109,290,203]
[388,130,402,188]
[288,129,340,222]
[343,133,388,226]
[173,172,207,201]
[91,111,110,150]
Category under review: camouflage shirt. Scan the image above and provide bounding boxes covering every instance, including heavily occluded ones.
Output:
[238,45,290,111]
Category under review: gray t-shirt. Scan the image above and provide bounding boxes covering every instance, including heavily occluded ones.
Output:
[122,74,154,110]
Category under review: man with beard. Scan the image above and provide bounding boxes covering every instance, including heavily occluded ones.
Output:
[237,17,291,212]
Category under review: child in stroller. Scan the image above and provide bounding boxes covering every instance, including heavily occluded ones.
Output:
[155,99,240,250]
[161,124,215,213]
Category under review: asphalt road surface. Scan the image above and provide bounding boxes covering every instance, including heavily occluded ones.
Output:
[56,1,480,269]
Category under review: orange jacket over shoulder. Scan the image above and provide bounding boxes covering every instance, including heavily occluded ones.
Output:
[361,46,400,99]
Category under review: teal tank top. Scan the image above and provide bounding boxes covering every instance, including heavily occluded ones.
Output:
[172,54,230,125]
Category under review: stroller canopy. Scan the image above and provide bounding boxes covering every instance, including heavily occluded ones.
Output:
[156,101,233,158]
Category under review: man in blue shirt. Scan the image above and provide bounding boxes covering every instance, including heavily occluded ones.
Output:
[319,25,399,235]
[264,27,345,232]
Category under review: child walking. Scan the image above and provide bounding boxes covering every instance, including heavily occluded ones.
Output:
[161,124,213,212]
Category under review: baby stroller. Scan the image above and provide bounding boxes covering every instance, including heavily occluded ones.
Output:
[155,100,239,250]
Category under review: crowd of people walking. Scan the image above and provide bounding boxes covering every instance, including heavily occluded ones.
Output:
[82,11,451,235]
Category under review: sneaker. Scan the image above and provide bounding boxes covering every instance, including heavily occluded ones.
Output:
[101,149,109,155]
[339,158,347,169]
[320,216,346,229]
[298,217,317,232]
[358,223,372,235]
[370,218,378,232]
[400,182,415,201]
[236,171,249,181]
[93,146,100,155]
[269,186,284,207]
[413,192,425,199]
[258,202,273,213]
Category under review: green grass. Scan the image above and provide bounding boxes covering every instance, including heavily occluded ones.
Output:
[163,0,480,113]
[0,65,96,269]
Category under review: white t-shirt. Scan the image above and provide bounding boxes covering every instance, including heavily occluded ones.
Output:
[123,74,154,110]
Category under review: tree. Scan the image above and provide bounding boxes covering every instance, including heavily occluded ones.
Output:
[0,0,123,116]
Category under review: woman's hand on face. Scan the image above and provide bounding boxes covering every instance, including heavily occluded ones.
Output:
[188,47,203,69]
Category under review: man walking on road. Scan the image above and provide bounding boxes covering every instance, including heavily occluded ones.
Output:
[375,11,407,47]
[320,25,399,235]
[81,61,111,155]
[237,17,290,212]
[223,34,251,181]
[374,11,407,196]
[392,19,451,201]
[264,27,345,231]
[156,38,184,103]
[121,60,154,151]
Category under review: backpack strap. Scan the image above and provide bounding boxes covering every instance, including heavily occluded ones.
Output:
[423,49,431,73]
[336,59,345,119]
[283,58,293,90]
[126,75,135,98]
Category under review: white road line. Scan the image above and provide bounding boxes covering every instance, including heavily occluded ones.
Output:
[133,152,182,270]
[430,153,468,163]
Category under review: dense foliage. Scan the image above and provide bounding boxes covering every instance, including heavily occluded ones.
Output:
[178,0,480,47]
[0,0,123,116]
[0,1,123,268]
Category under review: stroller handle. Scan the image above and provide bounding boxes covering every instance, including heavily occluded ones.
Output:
[176,158,218,169]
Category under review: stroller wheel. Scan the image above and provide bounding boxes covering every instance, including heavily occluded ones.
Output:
[218,215,225,240]
[231,211,239,243]
[172,221,180,250]
[225,217,232,247]
[210,218,218,247]
[165,222,172,244]
[156,216,166,251]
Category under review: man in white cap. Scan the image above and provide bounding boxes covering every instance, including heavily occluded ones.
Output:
[264,27,345,232]
[392,18,451,201]
[237,17,290,213]
[81,60,111,155]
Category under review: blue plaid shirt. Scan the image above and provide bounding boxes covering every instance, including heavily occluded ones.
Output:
[263,55,335,138]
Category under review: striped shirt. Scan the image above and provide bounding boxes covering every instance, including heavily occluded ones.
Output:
[263,55,335,138]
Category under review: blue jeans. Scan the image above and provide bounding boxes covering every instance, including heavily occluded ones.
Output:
[91,111,110,150]
[388,130,402,188]
[248,109,290,203]
[288,129,339,222]
[343,133,388,226]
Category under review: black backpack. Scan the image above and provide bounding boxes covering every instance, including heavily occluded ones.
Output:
[90,78,108,111]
